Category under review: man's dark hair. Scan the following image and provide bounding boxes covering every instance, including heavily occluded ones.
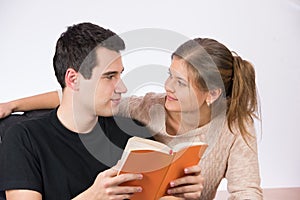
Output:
[53,22,125,88]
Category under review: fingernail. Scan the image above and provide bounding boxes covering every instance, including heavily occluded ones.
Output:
[138,174,143,179]
[137,187,142,192]
[184,168,188,173]
[170,181,175,187]
[167,189,172,194]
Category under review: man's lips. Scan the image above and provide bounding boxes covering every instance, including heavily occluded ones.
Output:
[111,98,121,104]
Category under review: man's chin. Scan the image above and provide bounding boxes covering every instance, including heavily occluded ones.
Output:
[96,112,113,117]
[95,107,118,117]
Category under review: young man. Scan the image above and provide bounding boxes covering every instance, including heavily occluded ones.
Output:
[0,22,146,200]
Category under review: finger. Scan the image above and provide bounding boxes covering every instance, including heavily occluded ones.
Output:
[111,173,143,186]
[167,184,203,195]
[172,191,202,200]
[159,196,183,200]
[111,185,142,195]
[170,175,204,187]
[113,160,122,171]
[184,165,201,175]
[102,167,119,177]
[111,193,132,200]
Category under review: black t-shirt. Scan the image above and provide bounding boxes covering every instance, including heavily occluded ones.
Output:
[0,109,53,141]
[0,109,152,199]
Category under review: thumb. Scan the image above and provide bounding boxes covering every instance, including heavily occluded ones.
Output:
[113,160,122,172]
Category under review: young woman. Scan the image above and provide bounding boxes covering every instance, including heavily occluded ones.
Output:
[0,38,263,199]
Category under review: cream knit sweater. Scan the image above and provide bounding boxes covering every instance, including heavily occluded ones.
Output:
[118,93,263,200]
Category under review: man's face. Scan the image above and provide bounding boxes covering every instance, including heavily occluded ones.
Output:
[76,47,127,117]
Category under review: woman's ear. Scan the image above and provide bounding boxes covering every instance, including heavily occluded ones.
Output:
[65,68,79,91]
[206,88,222,106]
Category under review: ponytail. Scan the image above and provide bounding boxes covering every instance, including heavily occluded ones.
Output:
[227,55,258,141]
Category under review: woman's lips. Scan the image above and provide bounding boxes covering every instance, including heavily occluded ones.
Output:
[166,95,178,101]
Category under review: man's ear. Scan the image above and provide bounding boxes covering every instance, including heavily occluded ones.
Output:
[206,88,222,106]
[65,68,79,91]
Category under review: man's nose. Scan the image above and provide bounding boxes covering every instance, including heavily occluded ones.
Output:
[115,79,127,94]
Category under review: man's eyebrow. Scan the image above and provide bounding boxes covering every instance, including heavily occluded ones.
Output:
[102,68,124,76]
[102,71,117,76]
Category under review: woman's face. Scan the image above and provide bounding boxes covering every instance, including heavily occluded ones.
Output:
[164,57,209,113]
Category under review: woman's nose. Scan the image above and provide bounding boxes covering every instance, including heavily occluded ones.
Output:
[164,77,175,93]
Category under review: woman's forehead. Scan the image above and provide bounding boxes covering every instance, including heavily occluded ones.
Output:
[170,58,189,78]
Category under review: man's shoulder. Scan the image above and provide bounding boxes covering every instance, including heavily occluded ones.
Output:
[15,110,54,128]
[1,110,55,140]
[0,109,53,127]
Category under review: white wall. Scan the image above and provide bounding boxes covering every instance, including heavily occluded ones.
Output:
[1,0,299,189]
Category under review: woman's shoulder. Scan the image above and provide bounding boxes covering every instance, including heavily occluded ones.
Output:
[227,119,257,138]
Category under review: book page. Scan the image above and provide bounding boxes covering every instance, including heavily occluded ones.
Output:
[125,136,171,153]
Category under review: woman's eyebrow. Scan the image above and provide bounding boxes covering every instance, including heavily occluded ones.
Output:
[169,69,188,82]
[176,76,188,82]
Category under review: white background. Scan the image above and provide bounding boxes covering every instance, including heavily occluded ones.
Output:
[0,0,299,190]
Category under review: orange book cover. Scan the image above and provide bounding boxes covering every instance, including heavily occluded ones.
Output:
[118,137,208,200]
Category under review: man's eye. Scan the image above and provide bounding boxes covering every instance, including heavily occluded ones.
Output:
[167,71,173,78]
[106,75,114,80]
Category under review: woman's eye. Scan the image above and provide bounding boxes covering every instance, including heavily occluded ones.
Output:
[178,80,187,87]
[168,71,173,78]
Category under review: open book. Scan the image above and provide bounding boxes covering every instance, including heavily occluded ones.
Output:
[118,136,208,200]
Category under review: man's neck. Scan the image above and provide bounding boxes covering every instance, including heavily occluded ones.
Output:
[57,91,98,134]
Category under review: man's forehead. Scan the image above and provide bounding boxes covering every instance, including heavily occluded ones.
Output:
[94,47,123,74]
[96,47,122,65]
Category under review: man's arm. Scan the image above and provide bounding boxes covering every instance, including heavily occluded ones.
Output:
[5,169,143,200]
[0,91,60,119]
[6,190,42,200]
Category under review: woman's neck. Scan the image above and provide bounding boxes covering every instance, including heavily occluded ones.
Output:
[165,107,211,136]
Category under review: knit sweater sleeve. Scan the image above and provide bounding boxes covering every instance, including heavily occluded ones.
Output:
[117,93,165,125]
[225,123,263,200]
[117,96,145,119]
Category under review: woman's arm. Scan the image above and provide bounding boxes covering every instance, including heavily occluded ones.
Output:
[225,124,263,199]
[117,93,165,125]
[0,91,60,119]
